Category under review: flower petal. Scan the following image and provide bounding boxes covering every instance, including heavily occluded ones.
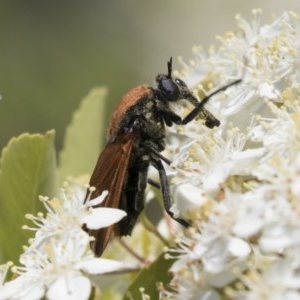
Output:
[172,183,208,217]
[77,258,137,274]
[82,207,126,229]
[0,276,45,300]
[46,273,91,300]
[228,237,251,257]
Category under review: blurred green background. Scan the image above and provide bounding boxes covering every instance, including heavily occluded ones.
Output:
[0,0,299,152]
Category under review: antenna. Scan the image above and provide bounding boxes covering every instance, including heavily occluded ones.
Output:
[167,57,173,78]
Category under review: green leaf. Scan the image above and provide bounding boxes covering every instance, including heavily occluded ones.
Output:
[0,130,57,264]
[124,253,174,300]
[58,87,108,183]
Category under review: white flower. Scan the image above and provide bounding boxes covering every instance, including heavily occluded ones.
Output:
[166,191,254,299]
[165,126,263,215]
[0,184,131,300]
[24,185,126,250]
[0,231,136,300]
[249,97,300,161]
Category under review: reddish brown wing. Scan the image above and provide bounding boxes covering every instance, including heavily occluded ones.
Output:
[85,132,136,256]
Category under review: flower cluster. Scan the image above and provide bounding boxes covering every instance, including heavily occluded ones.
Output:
[0,183,133,300]
[162,10,300,299]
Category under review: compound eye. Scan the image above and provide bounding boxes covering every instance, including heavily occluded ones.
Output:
[160,78,180,101]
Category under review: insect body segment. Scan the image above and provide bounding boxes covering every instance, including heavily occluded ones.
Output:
[84,57,241,256]
[108,85,153,140]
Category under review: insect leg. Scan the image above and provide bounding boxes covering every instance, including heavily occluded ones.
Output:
[182,79,242,125]
[144,144,175,190]
[151,158,190,228]
[144,143,172,165]
[148,178,160,189]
